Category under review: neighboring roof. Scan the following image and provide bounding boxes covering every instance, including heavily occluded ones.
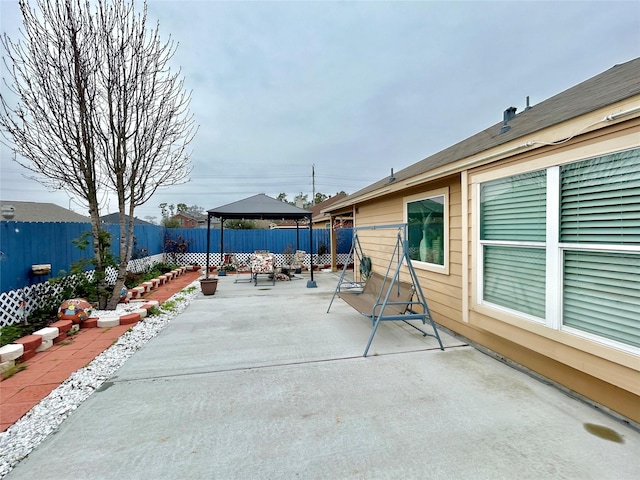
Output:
[100,213,155,226]
[309,193,348,218]
[208,194,312,220]
[172,212,207,222]
[327,57,640,210]
[270,220,310,229]
[170,212,207,227]
[0,200,90,223]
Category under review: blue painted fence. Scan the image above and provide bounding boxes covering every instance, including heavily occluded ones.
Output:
[0,222,352,292]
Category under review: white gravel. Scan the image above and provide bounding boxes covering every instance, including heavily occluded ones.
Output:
[0,281,201,479]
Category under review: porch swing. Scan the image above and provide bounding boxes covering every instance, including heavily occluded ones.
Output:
[327,223,445,356]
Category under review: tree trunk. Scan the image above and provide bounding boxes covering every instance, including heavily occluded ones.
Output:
[1,0,195,313]
[106,200,135,310]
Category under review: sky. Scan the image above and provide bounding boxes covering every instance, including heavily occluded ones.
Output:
[1,0,639,224]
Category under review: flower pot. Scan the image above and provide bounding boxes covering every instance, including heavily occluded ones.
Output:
[200,278,218,296]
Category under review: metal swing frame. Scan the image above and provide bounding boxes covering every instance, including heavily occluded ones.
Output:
[327,224,444,356]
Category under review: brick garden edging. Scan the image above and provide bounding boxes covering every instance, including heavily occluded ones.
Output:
[0,267,189,374]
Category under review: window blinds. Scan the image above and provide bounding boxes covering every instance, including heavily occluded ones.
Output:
[561,149,640,347]
[561,149,640,245]
[481,170,546,242]
[483,245,546,318]
[564,251,640,348]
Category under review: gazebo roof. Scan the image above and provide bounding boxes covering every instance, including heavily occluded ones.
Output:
[207,194,312,220]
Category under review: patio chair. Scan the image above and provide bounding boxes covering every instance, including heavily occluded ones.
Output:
[233,254,252,283]
[293,250,306,272]
[250,251,275,286]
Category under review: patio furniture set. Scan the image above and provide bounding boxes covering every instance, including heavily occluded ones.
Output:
[228,250,306,286]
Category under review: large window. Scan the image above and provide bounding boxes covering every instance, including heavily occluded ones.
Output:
[483,245,546,318]
[559,149,640,348]
[405,189,447,271]
[478,148,640,351]
[480,170,547,319]
[563,251,640,347]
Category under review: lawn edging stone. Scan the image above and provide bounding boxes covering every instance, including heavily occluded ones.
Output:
[3,269,187,366]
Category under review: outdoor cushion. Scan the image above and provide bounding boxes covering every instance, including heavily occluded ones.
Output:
[250,252,275,274]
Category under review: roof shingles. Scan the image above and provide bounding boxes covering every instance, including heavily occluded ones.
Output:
[337,57,640,204]
[0,201,90,223]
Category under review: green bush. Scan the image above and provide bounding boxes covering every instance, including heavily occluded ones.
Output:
[0,308,57,347]
[0,325,27,347]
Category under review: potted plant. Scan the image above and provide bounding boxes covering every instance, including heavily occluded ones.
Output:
[200,276,218,295]
[200,264,219,295]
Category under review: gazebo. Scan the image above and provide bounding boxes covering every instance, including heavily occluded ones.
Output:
[206,194,317,287]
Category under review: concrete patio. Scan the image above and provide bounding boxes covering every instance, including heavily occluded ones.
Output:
[5,272,640,479]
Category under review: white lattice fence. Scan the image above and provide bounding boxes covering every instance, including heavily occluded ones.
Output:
[0,272,92,328]
[184,252,350,269]
[0,254,165,328]
[126,254,164,275]
[0,252,351,328]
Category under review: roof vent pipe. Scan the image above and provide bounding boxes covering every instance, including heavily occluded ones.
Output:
[524,96,532,111]
[388,168,396,183]
[500,106,517,134]
[504,106,517,122]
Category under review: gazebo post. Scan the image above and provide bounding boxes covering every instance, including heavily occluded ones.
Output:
[207,194,314,288]
[220,218,224,268]
[307,217,316,288]
[205,213,211,279]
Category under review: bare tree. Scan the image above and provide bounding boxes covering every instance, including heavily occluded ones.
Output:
[1,0,109,302]
[1,0,195,308]
[93,0,195,307]
[159,202,179,228]
[183,204,205,215]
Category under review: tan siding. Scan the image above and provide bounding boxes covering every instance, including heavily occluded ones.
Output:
[354,178,465,333]
[471,117,639,179]
[463,121,640,422]
[347,119,640,422]
[448,250,463,265]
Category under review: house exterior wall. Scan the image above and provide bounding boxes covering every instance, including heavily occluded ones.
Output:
[464,115,640,422]
[354,177,464,336]
[312,218,331,229]
[347,107,639,422]
[173,214,198,228]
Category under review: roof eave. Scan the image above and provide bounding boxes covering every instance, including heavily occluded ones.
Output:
[325,96,640,214]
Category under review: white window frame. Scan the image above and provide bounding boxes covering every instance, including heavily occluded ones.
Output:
[473,148,640,356]
[476,173,547,325]
[404,187,449,275]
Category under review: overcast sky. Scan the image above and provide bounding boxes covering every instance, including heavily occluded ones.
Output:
[1,0,639,223]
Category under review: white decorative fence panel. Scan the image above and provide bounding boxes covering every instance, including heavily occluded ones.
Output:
[0,254,163,328]
[0,252,351,328]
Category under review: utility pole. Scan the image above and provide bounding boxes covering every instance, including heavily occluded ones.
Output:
[312,164,316,205]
